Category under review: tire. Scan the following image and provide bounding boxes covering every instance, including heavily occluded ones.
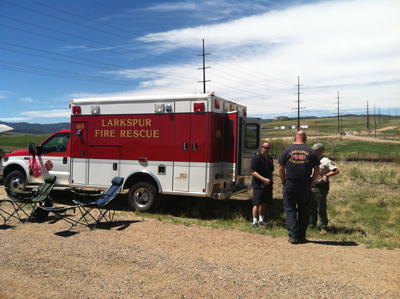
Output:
[4,170,26,191]
[128,182,159,212]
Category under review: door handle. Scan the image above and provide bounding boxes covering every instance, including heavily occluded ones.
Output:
[192,143,198,151]
[81,150,84,157]
[183,142,188,151]
[63,157,68,164]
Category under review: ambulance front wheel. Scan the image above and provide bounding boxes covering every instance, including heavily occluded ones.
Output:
[128,182,159,212]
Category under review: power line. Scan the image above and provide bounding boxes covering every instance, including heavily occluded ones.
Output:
[23,0,199,54]
[0,15,197,68]
[0,42,199,82]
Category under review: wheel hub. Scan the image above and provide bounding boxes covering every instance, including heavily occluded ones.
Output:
[10,177,24,191]
[134,188,150,204]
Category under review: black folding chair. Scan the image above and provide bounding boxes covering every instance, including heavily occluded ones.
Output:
[56,177,124,230]
[2,175,56,224]
[71,176,124,230]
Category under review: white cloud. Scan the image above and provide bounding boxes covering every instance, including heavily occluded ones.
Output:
[19,97,36,103]
[126,0,400,117]
[20,110,70,118]
[0,91,13,99]
[0,117,32,122]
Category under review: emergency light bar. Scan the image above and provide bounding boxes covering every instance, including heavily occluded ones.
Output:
[72,106,81,114]
[194,102,205,112]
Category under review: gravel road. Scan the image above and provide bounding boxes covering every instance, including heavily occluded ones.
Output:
[0,188,399,298]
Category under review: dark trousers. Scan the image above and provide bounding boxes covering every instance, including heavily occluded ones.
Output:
[310,187,329,229]
[282,179,311,239]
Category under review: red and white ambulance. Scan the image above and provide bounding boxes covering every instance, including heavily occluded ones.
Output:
[1,93,262,211]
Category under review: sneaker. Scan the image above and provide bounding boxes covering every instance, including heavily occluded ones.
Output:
[320,229,327,235]
[259,221,267,227]
[252,223,259,229]
[288,238,299,244]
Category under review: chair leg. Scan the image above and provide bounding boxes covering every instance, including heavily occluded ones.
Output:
[0,206,16,224]
[69,206,97,230]
[9,202,31,223]
[25,203,39,223]
[94,208,116,228]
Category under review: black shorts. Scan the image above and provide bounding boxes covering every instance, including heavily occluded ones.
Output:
[253,186,273,205]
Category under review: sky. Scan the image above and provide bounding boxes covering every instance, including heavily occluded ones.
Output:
[0,0,399,124]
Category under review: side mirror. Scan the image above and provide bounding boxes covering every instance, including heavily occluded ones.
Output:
[36,145,42,156]
[28,142,35,155]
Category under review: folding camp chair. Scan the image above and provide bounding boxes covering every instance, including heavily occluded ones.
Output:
[3,175,56,223]
[66,177,124,230]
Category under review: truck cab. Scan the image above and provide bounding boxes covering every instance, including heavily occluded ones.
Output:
[0,130,71,191]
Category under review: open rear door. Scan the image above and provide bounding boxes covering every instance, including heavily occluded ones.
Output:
[222,112,238,181]
[238,117,262,175]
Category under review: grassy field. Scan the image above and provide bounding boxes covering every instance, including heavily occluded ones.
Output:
[0,133,49,153]
[262,116,400,136]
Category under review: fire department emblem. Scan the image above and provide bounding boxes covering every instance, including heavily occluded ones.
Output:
[45,160,53,171]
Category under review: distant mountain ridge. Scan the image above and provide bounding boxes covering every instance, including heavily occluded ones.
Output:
[0,114,377,134]
[0,121,70,134]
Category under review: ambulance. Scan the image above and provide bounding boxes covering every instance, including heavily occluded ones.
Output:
[0,94,262,211]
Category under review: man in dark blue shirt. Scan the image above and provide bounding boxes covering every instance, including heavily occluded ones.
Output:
[278,131,320,244]
[251,142,274,229]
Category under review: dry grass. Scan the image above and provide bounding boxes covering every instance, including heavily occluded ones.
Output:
[228,160,400,248]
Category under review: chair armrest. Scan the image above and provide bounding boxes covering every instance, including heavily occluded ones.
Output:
[71,190,103,197]
[5,188,32,198]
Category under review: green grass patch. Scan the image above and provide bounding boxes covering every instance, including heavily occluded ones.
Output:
[0,134,50,152]
[318,139,400,158]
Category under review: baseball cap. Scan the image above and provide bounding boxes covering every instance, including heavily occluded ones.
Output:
[312,143,324,150]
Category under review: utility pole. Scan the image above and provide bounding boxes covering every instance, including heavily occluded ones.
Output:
[367,101,369,133]
[388,108,390,122]
[197,39,210,93]
[293,76,305,131]
[336,91,342,133]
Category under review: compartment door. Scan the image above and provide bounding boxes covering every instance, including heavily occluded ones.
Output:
[88,145,121,187]
[71,122,89,185]
[173,101,191,191]
[173,99,208,192]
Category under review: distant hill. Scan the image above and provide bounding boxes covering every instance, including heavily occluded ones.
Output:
[262,114,380,123]
[0,121,70,134]
[0,114,389,134]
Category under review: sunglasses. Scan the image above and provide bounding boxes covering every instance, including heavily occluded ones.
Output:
[262,146,271,149]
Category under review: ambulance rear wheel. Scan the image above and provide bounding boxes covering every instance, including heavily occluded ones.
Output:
[128,182,159,212]
[4,170,26,191]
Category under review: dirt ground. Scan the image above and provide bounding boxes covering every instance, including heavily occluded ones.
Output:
[0,186,399,299]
